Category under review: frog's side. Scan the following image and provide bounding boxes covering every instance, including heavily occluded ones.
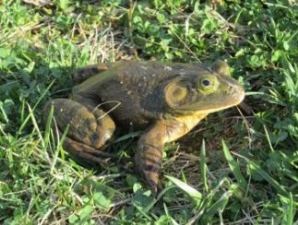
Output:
[43,60,245,192]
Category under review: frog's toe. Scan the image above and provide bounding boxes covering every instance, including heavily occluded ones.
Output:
[144,171,159,193]
[63,136,113,166]
[135,163,160,193]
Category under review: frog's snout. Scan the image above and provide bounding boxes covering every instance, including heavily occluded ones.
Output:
[232,85,245,105]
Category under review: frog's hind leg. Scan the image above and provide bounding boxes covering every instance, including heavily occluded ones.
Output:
[43,98,116,165]
[73,63,110,83]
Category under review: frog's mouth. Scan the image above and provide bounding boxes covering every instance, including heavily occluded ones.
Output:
[173,84,245,114]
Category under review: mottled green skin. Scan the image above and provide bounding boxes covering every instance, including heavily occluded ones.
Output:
[44,60,245,192]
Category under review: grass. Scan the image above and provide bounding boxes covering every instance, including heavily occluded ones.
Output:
[0,0,298,224]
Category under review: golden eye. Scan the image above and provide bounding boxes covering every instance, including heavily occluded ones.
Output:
[197,75,219,94]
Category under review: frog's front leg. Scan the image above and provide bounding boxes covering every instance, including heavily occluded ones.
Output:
[135,119,197,192]
[43,98,115,165]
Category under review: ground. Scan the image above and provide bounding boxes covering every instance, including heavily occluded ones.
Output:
[0,0,297,224]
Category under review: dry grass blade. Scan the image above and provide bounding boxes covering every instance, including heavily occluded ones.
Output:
[22,0,52,7]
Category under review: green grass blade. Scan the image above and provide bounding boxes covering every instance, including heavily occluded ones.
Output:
[50,125,69,174]
[43,104,54,149]
[221,140,247,190]
[0,101,9,123]
[166,175,202,206]
[204,190,232,220]
[27,103,44,147]
[18,80,55,134]
[145,186,174,212]
[263,125,275,152]
[249,160,288,196]
[234,152,288,196]
[282,193,295,225]
[163,204,179,225]
[200,139,208,192]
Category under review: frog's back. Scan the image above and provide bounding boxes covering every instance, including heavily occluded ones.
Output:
[73,61,170,127]
[73,61,213,128]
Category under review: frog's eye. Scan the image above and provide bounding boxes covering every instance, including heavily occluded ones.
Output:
[201,79,211,87]
[197,75,219,95]
[164,81,188,107]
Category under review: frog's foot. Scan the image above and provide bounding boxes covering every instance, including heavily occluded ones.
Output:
[43,98,115,165]
[63,136,114,166]
[135,142,163,193]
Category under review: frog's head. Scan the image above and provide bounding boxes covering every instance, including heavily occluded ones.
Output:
[164,60,245,114]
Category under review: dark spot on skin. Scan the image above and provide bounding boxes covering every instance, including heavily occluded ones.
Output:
[90,133,99,145]
[142,157,161,166]
[144,163,161,172]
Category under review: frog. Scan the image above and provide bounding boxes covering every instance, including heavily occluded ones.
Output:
[43,60,245,192]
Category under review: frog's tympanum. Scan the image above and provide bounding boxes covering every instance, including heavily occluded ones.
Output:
[44,60,245,192]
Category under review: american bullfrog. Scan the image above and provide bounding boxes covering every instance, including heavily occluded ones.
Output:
[44,60,245,192]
